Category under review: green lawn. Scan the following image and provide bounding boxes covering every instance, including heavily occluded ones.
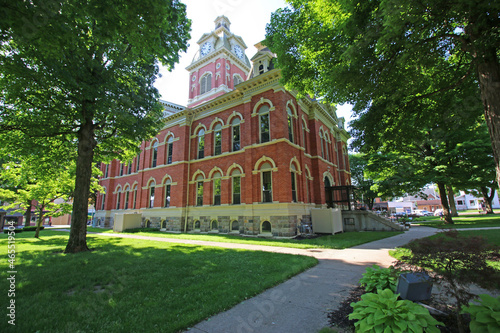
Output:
[0,230,317,333]
[87,226,403,249]
[415,213,500,228]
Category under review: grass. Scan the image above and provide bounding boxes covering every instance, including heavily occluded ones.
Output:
[415,213,500,229]
[86,226,404,249]
[0,230,317,333]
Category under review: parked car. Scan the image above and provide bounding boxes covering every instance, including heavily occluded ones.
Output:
[414,210,433,216]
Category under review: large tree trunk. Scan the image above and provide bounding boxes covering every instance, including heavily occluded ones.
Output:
[476,47,500,193]
[437,181,453,224]
[65,120,95,253]
[24,200,32,227]
[480,186,495,214]
[35,205,44,238]
[446,184,459,217]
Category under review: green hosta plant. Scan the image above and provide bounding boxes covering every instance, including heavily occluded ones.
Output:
[462,294,500,333]
[359,265,401,292]
[349,289,443,333]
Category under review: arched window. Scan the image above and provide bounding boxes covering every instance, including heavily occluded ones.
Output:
[136,153,140,172]
[200,73,212,94]
[132,184,138,209]
[127,162,132,174]
[211,220,218,230]
[196,175,204,206]
[164,179,171,208]
[116,188,122,210]
[258,64,264,75]
[119,163,124,176]
[149,181,156,208]
[213,123,222,156]
[302,119,308,152]
[231,169,241,205]
[166,136,174,165]
[325,134,330,162]
[261,221,272,233]
[124,186,130,209]
[151,141,158,168]
[291,164,298,203]
[231,220,239,231]
[231,117,241,151]
[104,164,109,178]
[261,162,273,203]
[194,220,201,231]
[259,105,270,143]
[287,106,294,143]
[319,132,325,159]
[213,172,221,206]
[101,193,106,210]
[197,129,205,159]
[233,75,242,86]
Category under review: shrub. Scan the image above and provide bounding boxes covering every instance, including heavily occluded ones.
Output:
[23,226,44,232]
[3,228,23,234]
[462,294,500,333]
[123,227,160,233]
[349,289,443,333]
[359,265,401,293]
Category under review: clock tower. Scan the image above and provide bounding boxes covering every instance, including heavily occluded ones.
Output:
[186,16,251,107]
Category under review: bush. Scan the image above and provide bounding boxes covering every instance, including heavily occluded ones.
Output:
[123,227,160,233]
[359,265,401,293]
[349,289,443,333]
[3,228,23,234]
[23,226,44,232]
[462,294,500,333]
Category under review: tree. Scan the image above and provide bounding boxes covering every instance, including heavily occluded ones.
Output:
[266,0,500,189]
[349,153,378,209]
[0,1,190,252]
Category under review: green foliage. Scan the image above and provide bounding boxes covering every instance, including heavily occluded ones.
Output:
[349,289,443,333]
[3,229,22,234]
[359,265,401,293]
[23,226,45,232]
[462,294,500,333]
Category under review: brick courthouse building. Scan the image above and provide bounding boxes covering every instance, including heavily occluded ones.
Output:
[95,16,351,237]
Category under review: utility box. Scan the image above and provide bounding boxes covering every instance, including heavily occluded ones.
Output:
[311,208,343,234]
[113,213,142,232]
[396,272,433,301]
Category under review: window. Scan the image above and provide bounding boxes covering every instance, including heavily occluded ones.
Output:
[149,184,155,208]
[302,120,307,151]
[232,170,241,205]
[124,187,130,209]
[231,220,239,231]
[258,64,264,75]
[233,75,242,86]
[164,182,171,208]
[101,193,106,210]
[104,164,109,178]
[116,190,121,210]
[259,105,270,143]
[325,136,330,162]
[261,162,273,203]
[232,118,241,151]
[196,176,204,206]
[214,124,222,156]
[136,153,140,172]
[194,220,201,230]
[120,163,124,176]
[457,200,464,205]
[127,163,132,174]
[287,107,294,143]
[211,220,218,230]
[197,129,205,159]
[132,185,137,209]
[166,136,174,164]
[320,133,325,159]
[213,173,221,206]
[261,221,272,233]
[470,200,475,206]
[291,164,297,203]
[200,73,212,94]
[151,141,158,168]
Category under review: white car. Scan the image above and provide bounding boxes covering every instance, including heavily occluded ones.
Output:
[414,210,433,216]
[433,209,444,216]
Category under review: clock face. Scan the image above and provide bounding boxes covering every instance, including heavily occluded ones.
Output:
[201,42,212,56]
[234,45,244,59]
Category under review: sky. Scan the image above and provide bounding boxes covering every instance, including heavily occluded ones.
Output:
[154,0,354,126]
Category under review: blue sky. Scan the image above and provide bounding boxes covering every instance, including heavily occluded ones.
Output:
[154,0,353,125]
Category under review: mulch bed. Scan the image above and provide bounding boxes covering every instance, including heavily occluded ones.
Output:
[327,286,471,333]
